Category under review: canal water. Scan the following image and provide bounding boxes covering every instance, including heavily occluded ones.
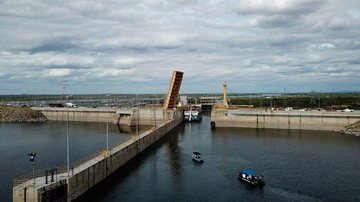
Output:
[0,121,149,201]
[1,117,360,201]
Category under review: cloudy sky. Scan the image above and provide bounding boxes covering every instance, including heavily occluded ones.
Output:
[0,0,359,94]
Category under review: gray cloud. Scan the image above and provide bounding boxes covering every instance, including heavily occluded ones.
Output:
[0,0,359,94]
[349,58,360,65]
[237,0,324,16]
[28,39,79,54]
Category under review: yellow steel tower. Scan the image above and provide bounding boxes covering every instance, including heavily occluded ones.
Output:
[223,83,229,109]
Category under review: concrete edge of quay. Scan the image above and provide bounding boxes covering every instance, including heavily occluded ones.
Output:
[210,109,360,131]
[33,107,175,126]
[13,108,183,202]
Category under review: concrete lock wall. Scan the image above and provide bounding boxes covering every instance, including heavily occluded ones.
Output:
[13,186,38,202]
[34,107,169,126]
[67,111,182,201]
[134,108,173,126]
[211,110,360,131]
[13,109,183,202]
[35,108,116,123]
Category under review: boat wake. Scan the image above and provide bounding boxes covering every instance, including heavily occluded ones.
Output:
[267,186,322,202]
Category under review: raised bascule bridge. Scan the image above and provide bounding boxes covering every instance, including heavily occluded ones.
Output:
[13,71,184,202]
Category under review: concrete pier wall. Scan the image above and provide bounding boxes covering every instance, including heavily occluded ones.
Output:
[33,107,170,126]
[32,107,116,122]
[67,113,182,201]
[13,109,183,202]
[211,110,360,131]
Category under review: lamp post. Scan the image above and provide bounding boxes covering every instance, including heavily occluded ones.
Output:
[105,116,109,154]
[136,94,139,137]
[106,94,111,152]
[28,152,36,185]
[66,95,70,177]
[155,97,157,128]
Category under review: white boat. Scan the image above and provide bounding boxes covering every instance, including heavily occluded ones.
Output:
[238,169,265,188]
[184,105,202,122]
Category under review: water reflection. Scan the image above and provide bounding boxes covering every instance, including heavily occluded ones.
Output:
[166,130,182,178]
[116,124,131,134]
[125,125,154,142]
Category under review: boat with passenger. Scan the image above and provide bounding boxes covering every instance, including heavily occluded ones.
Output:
[192,151,204,163]
[238,169,265,188]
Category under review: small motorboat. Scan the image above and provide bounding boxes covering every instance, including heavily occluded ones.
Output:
[238,169,265,188]
[192,151,204,163]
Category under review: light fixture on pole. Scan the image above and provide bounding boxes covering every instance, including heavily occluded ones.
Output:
[66,95,70,178]
[136,94,139,137]
[155,97,157,128]
[106,94,111,153]
[28,152,36,185]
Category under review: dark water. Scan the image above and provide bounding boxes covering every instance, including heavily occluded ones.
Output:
[1,117,360,201]
[0,121,149,201]
[77,116,360,202]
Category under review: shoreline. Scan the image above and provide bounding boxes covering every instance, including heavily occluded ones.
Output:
[338,121,360,136]
[0,106,48,123]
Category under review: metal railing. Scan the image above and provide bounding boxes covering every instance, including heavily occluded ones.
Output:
[13,166,67,187]
[13,150,107,188]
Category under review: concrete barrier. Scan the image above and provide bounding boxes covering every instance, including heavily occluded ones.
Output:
[33,107,171,126]
[13,108,183,202]
[211,109,360,131]
[67,113,182,201]
[32,107,116,123]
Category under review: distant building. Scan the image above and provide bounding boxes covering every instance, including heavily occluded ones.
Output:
[200,96,222,105]
[200,96,222,111]
[180,96,188,105]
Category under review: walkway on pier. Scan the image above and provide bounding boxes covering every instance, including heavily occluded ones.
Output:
[13,109,183,202]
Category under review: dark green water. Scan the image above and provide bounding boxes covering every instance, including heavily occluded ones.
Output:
[1,117,360,201]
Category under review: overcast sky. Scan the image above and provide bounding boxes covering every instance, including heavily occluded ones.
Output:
[0,0,359,94]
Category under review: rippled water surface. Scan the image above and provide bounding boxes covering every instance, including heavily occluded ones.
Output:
[1,117,360,201]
